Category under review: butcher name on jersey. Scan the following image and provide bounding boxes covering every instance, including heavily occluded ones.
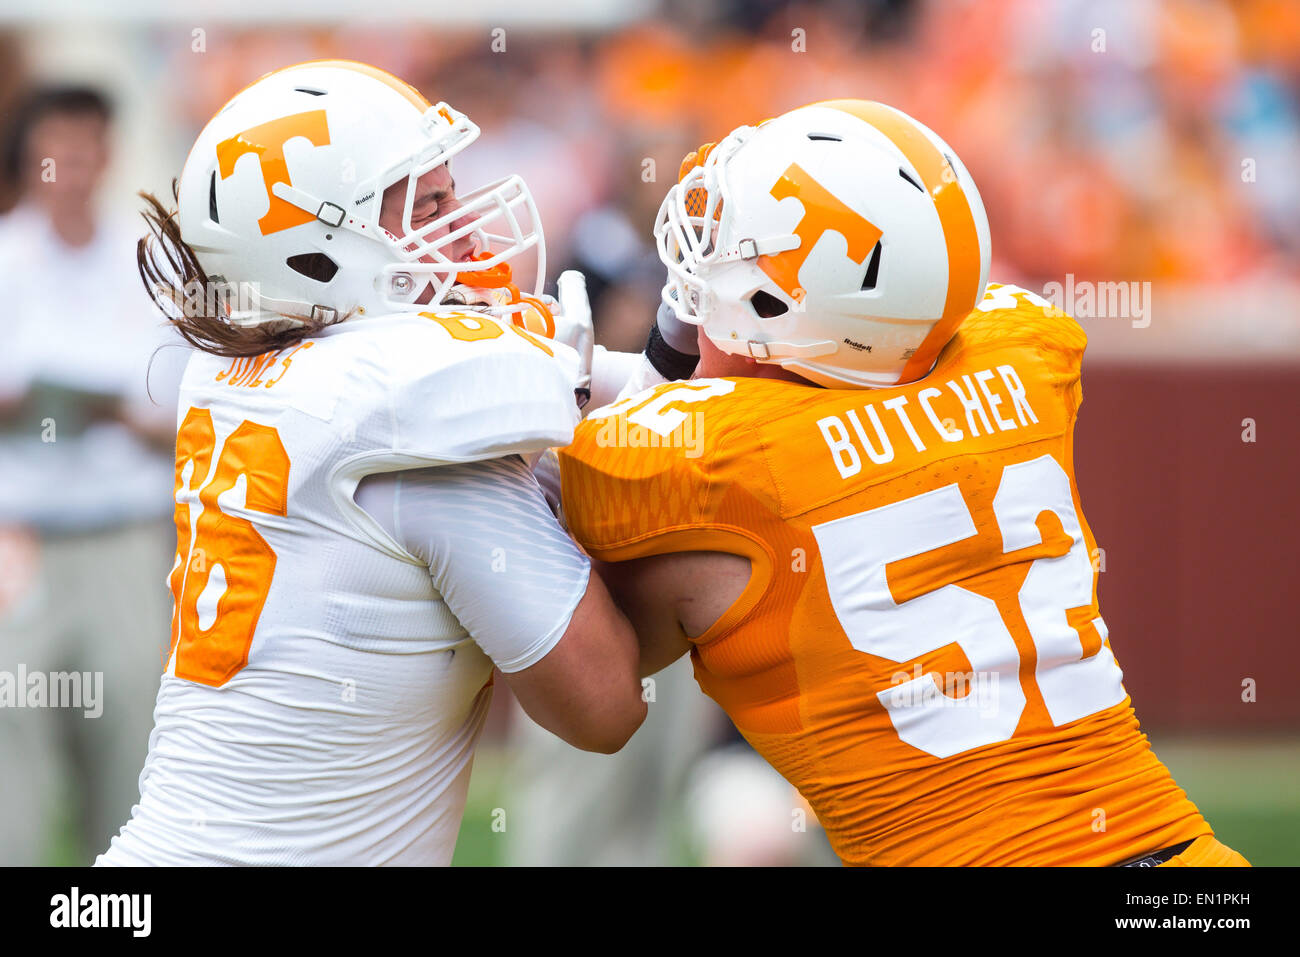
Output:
[817,362,1038,479]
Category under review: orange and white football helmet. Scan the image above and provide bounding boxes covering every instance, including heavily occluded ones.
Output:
[176,59,544,328]
[656,100,991,388]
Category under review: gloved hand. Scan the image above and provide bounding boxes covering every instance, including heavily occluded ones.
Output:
[553,270,594,406]
[506,271,594,408]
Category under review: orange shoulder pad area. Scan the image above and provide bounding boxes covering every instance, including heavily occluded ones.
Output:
[559,378,785,562]
[958,283,1088,373]
[941,282,1090,416]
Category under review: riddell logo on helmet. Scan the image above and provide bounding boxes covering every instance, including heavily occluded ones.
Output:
[216,109,331,235]
[759,163,881,302]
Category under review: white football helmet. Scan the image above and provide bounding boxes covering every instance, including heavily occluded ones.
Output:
[175,59,544,328]
[656,100,991,388]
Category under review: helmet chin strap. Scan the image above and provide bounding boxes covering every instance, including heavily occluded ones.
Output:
[438,283,513,310]
[446,256,556,333]
[713,233,800,264]
[271,181,349,230]
[227,286,342,329]
[716,337,838,361]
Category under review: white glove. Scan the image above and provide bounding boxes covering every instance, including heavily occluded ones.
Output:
[553,270,595,404]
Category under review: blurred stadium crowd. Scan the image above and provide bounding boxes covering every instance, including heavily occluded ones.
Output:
[0,0,1296,865]
[4,0,1299,344]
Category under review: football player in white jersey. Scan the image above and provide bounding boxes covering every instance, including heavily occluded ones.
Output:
[95,60,647,866]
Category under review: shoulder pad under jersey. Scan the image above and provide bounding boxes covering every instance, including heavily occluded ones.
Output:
[352,311,579,467]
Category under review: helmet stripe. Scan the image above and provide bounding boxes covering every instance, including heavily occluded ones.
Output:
[815,100,982,383]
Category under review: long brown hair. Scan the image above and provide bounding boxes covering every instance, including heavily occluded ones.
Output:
[137,181,336,358]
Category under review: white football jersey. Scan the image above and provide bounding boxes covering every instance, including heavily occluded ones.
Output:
[97,311,580,866]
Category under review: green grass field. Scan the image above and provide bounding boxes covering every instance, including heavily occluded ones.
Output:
[450,748,511,868]
[1143,734,1300,867]
[450,734,1300,866]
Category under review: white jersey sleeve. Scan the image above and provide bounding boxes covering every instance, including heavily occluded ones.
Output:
[587,346,673,408]
[354,457,590,673]
[324,311,583,563]
[356,311,580,469]
[588,345,644,410]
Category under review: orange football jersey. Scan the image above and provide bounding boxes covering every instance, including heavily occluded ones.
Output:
[559,283,1212,866]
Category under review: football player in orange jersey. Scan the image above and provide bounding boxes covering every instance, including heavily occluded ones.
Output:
[557,100,1249,866]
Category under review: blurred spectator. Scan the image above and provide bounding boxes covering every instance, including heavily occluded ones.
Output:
[0,84,185,864]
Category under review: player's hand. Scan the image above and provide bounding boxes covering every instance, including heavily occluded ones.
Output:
[554,271,594,406]
[510,270,595,408]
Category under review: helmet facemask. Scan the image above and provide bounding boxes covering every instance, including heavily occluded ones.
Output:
[655,127,749,328]
[352,104,546,320]
[655,125,803,343]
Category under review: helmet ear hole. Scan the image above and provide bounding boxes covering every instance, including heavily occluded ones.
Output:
[748,289,790,318]
[286,253,339,283]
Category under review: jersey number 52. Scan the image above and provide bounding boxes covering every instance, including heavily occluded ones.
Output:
[813,454,1126,758]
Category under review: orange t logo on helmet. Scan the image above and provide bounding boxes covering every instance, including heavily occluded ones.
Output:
[758,163,881,303]
[217,110,331,236]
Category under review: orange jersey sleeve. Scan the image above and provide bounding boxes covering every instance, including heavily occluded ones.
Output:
[559,284,1211,865]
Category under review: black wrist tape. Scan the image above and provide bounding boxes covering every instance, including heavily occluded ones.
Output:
[645,323,699,381]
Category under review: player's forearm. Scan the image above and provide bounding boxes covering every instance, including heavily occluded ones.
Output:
[504,572,647,753]
[592,557,693,677]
